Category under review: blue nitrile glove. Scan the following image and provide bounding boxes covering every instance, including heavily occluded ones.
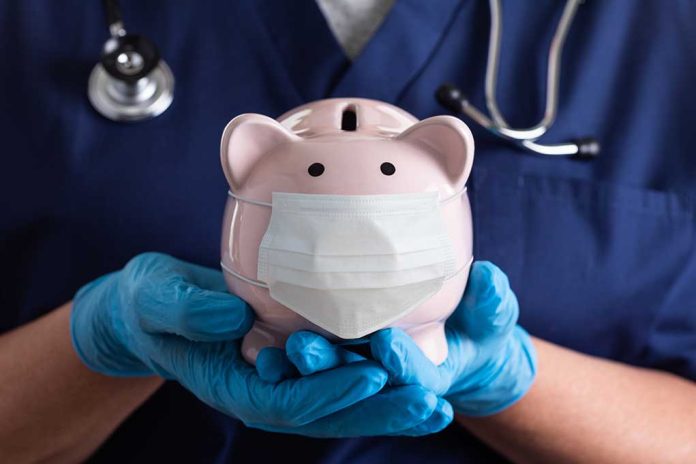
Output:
[280,261,537,418]
[70,252,440,436]
[370,261,537,416]
[255,340,454,436]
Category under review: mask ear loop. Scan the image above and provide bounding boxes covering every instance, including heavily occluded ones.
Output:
[220,261,269,289]
[228,191,272,208]
[444,255,474,282]
[222,192,272,286]
[439,185,468,205]
[438,187,473,282]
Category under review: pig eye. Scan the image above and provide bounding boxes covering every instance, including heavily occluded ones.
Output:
[308,162,325,177]
[380,162,396,176]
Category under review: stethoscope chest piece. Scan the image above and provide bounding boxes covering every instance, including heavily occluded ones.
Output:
[88,1,174,122]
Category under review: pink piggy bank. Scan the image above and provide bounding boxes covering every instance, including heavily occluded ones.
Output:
[220,98,474,366]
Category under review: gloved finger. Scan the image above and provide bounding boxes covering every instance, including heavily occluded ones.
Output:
[370,328,450,395]
[256,347,298,382]
[129,261,254,342]
[391,397,454,437]
[148,333,390,427]
[141,334,243,381]
[257,359,390,426]
[138,285,254,342]
[126,252,229,292]
[449,261,519,341]
[286,331,365,375]
[259,386,440,438]
[179,260,231,293]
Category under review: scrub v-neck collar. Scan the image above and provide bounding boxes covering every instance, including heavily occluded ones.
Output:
[252,0,463,104]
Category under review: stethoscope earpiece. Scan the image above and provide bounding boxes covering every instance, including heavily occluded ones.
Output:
[88,0,174,122]
[572,138,601,159]
[435,83,465,113]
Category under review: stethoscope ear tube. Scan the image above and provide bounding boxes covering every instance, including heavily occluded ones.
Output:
[103,0,124,36]
[436,84,599,159]
[435,0,600,159]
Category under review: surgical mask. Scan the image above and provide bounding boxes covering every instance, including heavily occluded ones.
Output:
[221,189,470,339]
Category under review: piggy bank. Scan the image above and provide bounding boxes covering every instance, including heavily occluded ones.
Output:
[220,98,474,366]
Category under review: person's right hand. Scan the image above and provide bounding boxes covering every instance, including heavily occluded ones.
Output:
[70,252,445,437]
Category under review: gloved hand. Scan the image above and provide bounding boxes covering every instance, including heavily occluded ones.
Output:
[71,252,442,436]
[255,341,454,436]
[280,261,537,417]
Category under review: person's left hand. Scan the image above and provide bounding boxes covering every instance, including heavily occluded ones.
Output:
[272,261,537,418]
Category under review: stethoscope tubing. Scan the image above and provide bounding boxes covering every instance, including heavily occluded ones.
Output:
[89,0,599,158]
[437,0,599,158]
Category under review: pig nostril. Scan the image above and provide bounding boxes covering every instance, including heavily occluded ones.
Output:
[380,162,396,176]
[308,162,325,177]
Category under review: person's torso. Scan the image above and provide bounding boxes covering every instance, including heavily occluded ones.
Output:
[1,1,695,462]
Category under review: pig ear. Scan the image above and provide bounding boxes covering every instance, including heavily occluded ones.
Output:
[220,113,300,191]
[396,115,474,189]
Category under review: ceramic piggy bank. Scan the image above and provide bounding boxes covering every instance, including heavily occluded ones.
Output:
[220,98,474,366]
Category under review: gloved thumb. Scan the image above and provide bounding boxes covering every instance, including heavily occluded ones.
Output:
[126,253,255,342]
[448,261,519,341]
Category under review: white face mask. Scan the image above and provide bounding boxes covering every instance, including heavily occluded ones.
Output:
[222,189,469,339]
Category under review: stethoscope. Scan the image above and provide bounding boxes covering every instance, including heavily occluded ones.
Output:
[436,0,599,158]
[88,0,174,122]
[88,0,599,158]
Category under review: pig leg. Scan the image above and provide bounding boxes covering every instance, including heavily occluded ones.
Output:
[241,322,289,365]
[403,321,449,366]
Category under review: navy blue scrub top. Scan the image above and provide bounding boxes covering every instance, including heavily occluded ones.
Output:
[2,1,696,462]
